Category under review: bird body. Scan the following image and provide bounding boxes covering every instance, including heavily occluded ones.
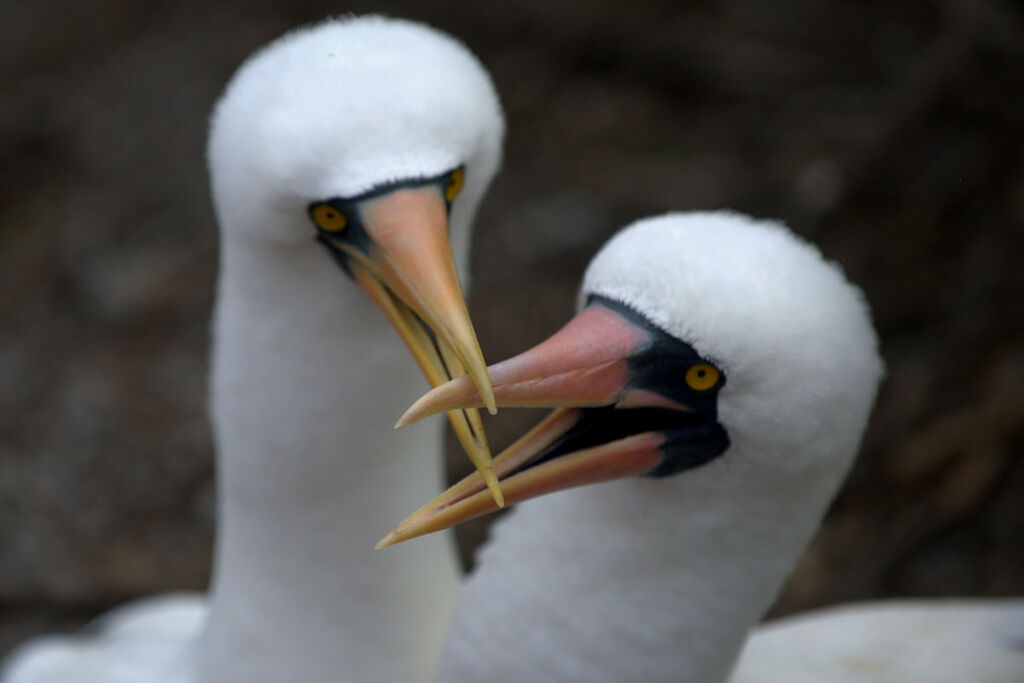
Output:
[6,16,1021,682]
[394,212,1023,682]
[429,212,883,682]
[732,599,1024,683]
[2,595,204,683]
[198,15,506,677]
[4,15,502,683]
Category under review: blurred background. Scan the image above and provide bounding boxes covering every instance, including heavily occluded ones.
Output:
[2,0,1022,655]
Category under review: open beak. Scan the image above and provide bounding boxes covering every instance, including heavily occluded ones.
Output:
[320,185,502,506]
[377,299,727,547]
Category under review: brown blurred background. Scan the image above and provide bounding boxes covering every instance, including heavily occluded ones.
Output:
[2,0,1022,655]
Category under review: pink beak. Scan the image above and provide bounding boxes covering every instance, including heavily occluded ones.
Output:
[378,301,683,548]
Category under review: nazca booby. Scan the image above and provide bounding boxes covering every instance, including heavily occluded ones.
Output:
[4,15,504,683]
[387,211,1024,683]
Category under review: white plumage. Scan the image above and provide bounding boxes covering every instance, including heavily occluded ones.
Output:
[207,16,502,265]
[733,600,1024,682]
[6,15,1021,683]
[418,212,1024,682]
[4,16,503,683]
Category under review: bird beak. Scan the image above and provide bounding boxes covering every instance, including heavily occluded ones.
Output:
[325,186,503,506]
[396,303,657,425]
[378,302,695,548]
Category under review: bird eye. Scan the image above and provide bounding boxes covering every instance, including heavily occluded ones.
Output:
[311,204,347,232]
[445,167,465,202]
[685,363,720,391]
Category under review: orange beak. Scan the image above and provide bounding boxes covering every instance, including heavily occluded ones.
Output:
[320,184,502,506]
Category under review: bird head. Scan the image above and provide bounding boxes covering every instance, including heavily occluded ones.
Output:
[381,211,884,546]
[207,16,506,499]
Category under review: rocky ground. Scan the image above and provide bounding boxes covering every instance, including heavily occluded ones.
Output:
[2,0,1022,654]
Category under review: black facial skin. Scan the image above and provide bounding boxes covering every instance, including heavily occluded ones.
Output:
[309,166,463,280]
[513,296,730,479]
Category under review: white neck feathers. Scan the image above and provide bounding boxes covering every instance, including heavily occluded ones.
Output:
[441,452,846,683]
[199,237,459,681]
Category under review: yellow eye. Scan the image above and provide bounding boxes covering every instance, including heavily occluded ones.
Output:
[685,363,720,391]
[311,204,347,232]
[445,167,465,202]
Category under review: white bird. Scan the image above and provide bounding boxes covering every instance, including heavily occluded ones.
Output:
[387,211,1024,682]
[4,16,505,682]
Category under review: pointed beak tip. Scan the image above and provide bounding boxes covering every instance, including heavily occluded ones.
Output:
[480,384,497,415]
[376,521,421,549]
[465,362,497,415]
[482,469,505,508]
[394,403,424,429]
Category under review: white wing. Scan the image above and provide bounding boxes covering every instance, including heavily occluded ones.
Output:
[731,599,1024,683]
[2,594,206,683]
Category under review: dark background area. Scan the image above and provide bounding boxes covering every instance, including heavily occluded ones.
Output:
[2,0,1022,655]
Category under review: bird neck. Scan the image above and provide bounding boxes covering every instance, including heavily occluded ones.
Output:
[441,457,842,683]
[199,237,459,682]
